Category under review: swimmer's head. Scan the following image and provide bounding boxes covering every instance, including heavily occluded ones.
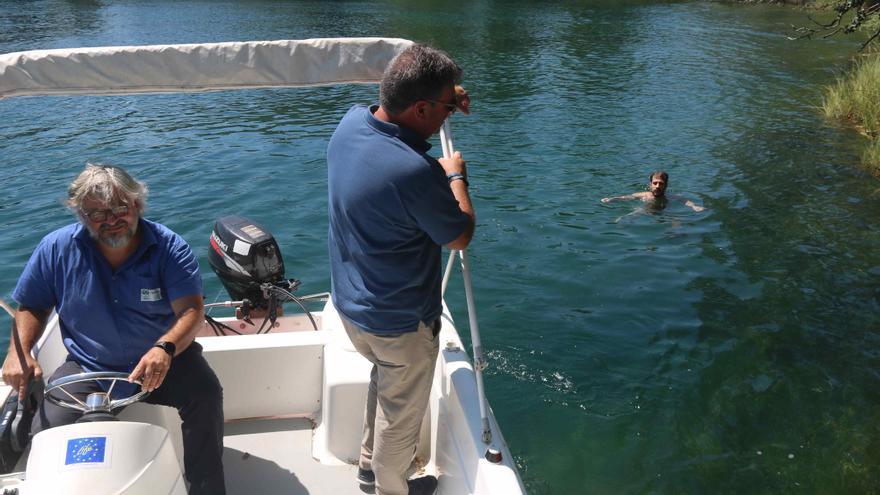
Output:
[649,170,668,198]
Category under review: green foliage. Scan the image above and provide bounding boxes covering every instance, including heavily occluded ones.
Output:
[823,53,880,135]
[823,51,880,170]
[808,0,845,9]
[789,1,880,50]
[866,11,880,31]
[863,136,880,170]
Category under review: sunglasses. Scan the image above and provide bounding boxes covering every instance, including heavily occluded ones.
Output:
[425,98,457,113]
[81,204,130,222]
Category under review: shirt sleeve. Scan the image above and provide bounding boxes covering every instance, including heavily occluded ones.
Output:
[400,156,470,246]
[161,235,203,303]
[12,236,57,310]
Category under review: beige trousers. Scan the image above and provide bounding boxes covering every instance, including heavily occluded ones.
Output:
[342,316,440,495]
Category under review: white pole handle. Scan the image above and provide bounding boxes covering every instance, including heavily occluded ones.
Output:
[0,298,14,318]
[439,120,492,444]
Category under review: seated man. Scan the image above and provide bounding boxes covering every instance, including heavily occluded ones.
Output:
[602,170,705,212]
[1,164,225,494]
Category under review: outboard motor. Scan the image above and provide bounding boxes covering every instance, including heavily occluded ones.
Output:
[208,215,286,311]
[207,216,313,335]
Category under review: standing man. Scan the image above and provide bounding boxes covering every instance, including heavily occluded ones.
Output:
[1,164,225,494]
[327,43,475,495]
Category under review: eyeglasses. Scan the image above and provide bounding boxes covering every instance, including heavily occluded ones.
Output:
[425,98,457,114]
[81,204,130,222]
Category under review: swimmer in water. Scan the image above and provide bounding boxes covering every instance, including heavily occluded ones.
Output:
[601,171,705,212]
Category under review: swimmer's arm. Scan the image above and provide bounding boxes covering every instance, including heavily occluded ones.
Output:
[670,194,705,212]
[601,193,639,203]
[684,199,705,212]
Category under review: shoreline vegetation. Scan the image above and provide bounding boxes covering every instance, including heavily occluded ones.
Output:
[823,49,880,170]
[727,0,880,172]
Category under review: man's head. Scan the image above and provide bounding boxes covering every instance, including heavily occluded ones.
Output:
[379,43,462,139]
[67,163,148,248]
[648,171,668,198]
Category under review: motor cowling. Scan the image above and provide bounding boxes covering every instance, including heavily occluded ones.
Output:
[207,215,285,310]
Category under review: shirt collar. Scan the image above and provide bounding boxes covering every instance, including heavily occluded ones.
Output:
[364,104,432,154]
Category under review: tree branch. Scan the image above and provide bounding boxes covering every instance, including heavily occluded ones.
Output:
[790,0,880,50]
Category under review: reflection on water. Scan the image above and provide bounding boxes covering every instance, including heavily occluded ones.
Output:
[0,0,104,50]
[2,1,879,493]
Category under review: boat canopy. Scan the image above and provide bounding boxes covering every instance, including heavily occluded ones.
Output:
[0,37,413,99]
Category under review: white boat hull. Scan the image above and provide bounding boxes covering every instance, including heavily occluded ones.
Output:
[0,36,526,494]
[0,298,525,494]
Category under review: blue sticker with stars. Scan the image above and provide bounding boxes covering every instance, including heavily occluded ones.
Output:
[65,437,106,465]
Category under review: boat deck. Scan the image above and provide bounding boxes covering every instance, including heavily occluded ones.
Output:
[2,307,524,494]
[1,415,374,495]
[223,417,366,495]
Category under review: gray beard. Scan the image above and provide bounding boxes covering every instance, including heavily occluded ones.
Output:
[86,219,138,249]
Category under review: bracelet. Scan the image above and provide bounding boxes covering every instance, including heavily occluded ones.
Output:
[446,173,469,187]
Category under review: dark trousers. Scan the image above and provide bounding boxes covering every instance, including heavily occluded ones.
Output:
[32,342,226,495]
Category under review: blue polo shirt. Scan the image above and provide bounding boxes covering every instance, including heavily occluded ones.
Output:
[13,219,203,373]
[327,104,470,334]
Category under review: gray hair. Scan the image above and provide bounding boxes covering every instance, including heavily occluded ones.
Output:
[379,43,462,115]
[67,163,148,215]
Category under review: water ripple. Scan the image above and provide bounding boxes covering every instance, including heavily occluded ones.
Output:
[2,1,878,493]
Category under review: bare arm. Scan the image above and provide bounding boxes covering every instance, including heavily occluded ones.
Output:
[438,151,476,251]
[445,179,475,250]
[683,199,705,212]
[601,193,641,203]
[668,194,706,212]
[128,294,204,392]
[2,306,50,401]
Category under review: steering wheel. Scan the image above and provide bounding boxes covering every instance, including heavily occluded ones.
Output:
[45,371,149,414]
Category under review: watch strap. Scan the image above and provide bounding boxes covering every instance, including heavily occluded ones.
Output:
[153,340,176,357]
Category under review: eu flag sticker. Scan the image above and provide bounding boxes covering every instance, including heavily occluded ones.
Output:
[65,436,107,465]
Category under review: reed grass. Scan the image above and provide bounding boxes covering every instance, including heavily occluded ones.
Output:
[807,0,840,9]
[864,137,880,168]
[822,51,880,171]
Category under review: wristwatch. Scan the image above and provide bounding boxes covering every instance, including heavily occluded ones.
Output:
[446,172,469,187]
[153,340,176,357]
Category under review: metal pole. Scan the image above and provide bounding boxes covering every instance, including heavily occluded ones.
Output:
[438,120,493,444]
[441,249,457,296]
[0,298,14,318]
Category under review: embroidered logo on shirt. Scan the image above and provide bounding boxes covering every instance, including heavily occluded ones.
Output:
[141,288,162,302]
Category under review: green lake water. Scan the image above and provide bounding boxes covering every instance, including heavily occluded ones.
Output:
[1,1,879,493]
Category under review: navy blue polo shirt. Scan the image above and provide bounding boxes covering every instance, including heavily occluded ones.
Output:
[13,219,203,373]
[327,104,470,334]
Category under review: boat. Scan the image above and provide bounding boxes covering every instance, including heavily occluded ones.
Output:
[0,38,526,494]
